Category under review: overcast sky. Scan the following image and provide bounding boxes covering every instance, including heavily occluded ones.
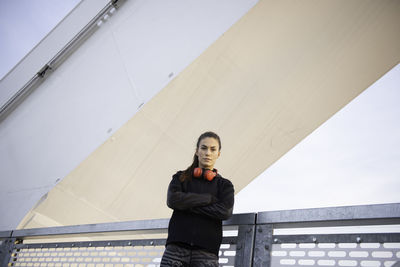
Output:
[1,1,399,217]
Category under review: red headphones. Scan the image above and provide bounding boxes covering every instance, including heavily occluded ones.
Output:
[193,168,217,181]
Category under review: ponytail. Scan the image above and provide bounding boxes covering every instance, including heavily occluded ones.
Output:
[179,155,199,182]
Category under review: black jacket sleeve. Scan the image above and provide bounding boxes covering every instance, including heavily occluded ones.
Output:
[167,174,213,210]
[190,179,234,220]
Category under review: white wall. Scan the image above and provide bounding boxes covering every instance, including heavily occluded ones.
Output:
[0,0,258,230]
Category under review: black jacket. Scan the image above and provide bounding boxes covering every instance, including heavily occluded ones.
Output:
[166,170,235,255]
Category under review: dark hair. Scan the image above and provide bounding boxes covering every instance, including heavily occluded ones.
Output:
[179,131,221,182]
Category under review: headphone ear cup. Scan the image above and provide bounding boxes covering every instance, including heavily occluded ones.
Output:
[193,167,202,178]
[204,170,216,181]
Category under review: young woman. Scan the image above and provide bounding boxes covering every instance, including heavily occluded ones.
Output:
[161,131,235,267]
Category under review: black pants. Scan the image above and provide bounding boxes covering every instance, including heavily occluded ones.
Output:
[160,244,219,267]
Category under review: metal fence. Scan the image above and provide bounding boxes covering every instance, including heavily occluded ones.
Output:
[1,203,399,267]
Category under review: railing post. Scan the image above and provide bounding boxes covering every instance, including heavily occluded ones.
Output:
[0,238,16,267]
[253,224,273,267]
[235,224,256,267]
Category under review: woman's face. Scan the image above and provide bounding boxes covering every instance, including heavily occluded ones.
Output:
[196,137,220,170]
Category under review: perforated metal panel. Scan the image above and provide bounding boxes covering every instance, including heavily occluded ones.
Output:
[10,245,164,266]
[219,243,237,266]
[8,241,237,267]
[271,242,400,267]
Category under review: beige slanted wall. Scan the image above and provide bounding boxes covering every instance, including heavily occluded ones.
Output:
[19,0,400,229]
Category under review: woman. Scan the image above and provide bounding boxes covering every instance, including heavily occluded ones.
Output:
[161,131,235,267]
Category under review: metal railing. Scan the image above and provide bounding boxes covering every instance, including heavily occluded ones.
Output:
[1,203,399,267]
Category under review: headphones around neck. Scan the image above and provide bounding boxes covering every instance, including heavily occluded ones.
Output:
[193,168,217,181]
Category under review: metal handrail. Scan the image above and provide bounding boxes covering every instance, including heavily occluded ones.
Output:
[6,203,400,239]
[10,213,256,239]
[257,202,400,228]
